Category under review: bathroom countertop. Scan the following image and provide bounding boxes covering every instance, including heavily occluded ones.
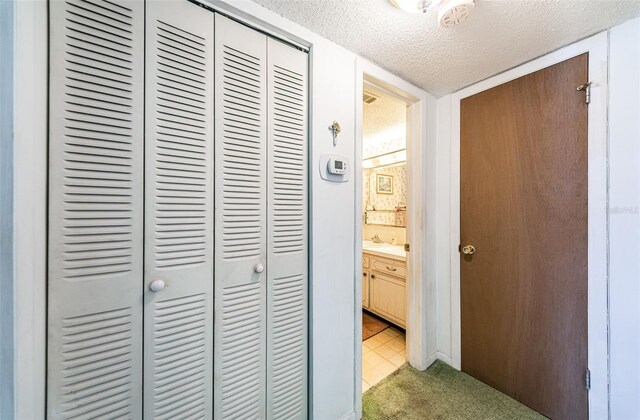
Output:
[362,240,407,261]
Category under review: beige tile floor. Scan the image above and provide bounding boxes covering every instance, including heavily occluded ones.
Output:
[362,327,406,392]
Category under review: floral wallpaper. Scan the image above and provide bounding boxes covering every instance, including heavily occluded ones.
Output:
[363,164,407,226]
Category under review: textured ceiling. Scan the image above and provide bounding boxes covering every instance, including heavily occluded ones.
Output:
[252,0,640,97]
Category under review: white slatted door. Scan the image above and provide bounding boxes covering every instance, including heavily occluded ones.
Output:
[47,0,144,418]
[266,38,309,420]
[214,14,268,420]
[144,1,214,418]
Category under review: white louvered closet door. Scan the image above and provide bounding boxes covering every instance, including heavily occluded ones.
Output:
[47,0,144,418]
[144,1,214,419]
[266,38,309,420]
[214,14,268,420]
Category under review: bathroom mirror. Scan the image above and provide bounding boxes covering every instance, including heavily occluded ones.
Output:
[363,163,407,227]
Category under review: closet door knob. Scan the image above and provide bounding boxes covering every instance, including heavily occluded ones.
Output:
[149,279,166,292]
[254,263,265,274]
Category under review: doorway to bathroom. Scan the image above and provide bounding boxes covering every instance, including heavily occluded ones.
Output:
[355,67,433,408]
[360,84,409,391]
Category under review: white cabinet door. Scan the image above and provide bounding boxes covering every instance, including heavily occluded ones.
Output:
[47,1,144,418]
[144,1,214,418]
[214,14,268,420]
[266,37,309,420]
[370,272,406,327]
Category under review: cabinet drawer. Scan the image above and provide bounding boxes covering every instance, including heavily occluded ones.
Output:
[362,255,370,269]
[370,272,405,327]
[371,257,406,279]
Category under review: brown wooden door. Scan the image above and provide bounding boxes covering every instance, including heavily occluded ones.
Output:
[460,54,588,420]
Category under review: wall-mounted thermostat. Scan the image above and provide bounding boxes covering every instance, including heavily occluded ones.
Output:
[327,157,347,175]
[319,154,350,183]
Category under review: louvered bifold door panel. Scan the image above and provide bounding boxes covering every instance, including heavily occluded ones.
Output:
[266,38,309,420]
[144,1,214,419]
[47,0,144,418]
[214,14,268,420]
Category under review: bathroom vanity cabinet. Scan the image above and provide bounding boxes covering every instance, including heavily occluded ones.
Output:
[362,252,406,328]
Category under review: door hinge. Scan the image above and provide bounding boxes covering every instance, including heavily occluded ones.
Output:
[585,368,591,390]
[577,82,592,104]
[404,243,411,252]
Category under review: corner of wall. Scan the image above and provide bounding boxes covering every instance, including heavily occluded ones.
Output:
[608,15,640,420]
[435,95,453,361]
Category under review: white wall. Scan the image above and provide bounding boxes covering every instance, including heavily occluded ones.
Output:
[435,96,452,362]
[307,39,358,420]
[609,16,640,420]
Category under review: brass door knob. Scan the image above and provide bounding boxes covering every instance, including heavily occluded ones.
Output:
[462,245,476,255]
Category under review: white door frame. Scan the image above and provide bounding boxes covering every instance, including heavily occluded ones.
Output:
[2,1,48,418]
[449,32,609,419]
[354,58,438,418]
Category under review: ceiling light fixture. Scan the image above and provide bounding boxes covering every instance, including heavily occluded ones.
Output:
[363,149,407,169]
[390,0,475,27]
[390,0,432,14]
[438,0,475,27]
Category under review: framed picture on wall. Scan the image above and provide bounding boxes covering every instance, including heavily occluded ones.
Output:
[376,173,393,194]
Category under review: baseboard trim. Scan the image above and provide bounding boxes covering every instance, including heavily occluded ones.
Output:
[436,351,453,366]
[338,410,356,420]
[423,351,438,369]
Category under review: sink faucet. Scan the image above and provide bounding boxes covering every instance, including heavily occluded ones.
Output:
[371,234,383,244]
